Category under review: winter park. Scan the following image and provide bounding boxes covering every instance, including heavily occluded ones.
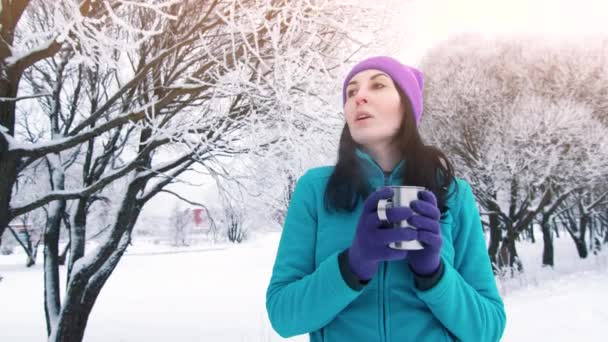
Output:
[1,0,608,341]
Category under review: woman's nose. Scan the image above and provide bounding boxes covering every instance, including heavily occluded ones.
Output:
[355,92,368,106]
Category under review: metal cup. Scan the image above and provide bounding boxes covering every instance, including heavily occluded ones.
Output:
[377,185,425,250]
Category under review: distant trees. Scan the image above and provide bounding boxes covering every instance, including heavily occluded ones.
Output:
[169,204,190,247]
[420,34,608,274]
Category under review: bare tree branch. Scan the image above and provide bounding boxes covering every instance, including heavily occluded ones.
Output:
[0,93,53,102]
[159,189,207,208]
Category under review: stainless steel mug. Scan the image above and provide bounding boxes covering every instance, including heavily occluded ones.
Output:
[377,185,425,250]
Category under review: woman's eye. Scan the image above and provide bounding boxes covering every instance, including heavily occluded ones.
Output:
[347,89,357,97]
[373,83,385,89]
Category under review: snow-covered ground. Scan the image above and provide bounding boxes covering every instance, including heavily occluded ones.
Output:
[1,230,606,342]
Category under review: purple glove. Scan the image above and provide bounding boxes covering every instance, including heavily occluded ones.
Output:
[348,187,417,281]
[406,190,443,276]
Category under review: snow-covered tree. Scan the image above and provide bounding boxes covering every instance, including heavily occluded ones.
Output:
[555,187,608,258]
[169,203,189,246]
[420,34,608,272]
[1,1,374,340]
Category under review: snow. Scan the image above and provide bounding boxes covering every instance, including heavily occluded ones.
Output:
[5,39,56,66]
[0,125,20,150]
[1,231,607,341]
[5,134,72,153]
[504,270,608,341]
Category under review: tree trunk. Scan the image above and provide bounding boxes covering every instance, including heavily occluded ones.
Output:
[574,214,589,258]
[7,226,37,266]
[0,5,25,242]
[498,237,523,275]
[541,222,554,267]
[49,180,144,342]
[26,242,40,267]
[57,241,70,266]
[552,217,560,238]
[26,255,36,267]
[49,302,93,342]
[487,213,501,273]
[602,214,608,245]
[529,224,535,243]
[0,74,19,247]
[573,237,588,258]
[509,242,522,272]
[589,217,603,255]
[44,199,66,336]
[68,198,87,280]
[24,229,39,267]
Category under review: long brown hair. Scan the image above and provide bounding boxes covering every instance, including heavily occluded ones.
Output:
[324,89,456,217]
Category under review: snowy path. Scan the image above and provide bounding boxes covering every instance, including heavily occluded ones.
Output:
[1,232,606,341]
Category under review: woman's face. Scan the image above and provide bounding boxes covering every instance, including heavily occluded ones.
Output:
[344,69,404,148]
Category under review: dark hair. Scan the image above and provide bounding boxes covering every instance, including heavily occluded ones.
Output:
[324,88,456,218]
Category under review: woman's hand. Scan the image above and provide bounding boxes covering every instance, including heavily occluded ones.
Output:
[348,187,416,281]
[406,190,443,276]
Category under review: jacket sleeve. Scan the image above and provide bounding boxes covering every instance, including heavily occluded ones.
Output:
[265,171,363,338]
[414,179,507,342]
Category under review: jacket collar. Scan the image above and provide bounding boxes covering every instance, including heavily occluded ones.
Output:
[355,147,406,187]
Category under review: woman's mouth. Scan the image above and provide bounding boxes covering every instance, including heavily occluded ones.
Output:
[356,112,373,121]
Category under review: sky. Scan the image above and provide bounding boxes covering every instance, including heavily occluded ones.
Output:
[397,0,608,62]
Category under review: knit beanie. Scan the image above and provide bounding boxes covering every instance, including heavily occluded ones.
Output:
[342,56,424,124]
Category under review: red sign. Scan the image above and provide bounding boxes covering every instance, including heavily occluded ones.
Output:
[193,208,204,226]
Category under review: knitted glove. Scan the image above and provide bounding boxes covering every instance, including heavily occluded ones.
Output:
[406,190,443,276]
[348,187,417,281]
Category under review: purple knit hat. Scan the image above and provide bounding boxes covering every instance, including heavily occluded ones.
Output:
[342,56,425,124]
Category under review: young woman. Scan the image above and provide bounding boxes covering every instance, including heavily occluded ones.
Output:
[266,56,506,341]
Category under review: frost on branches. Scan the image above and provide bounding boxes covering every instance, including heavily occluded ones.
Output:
[0,1,374,341]
[419,34,608,274]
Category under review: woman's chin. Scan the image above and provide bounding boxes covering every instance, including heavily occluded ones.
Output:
[352,133,388,146]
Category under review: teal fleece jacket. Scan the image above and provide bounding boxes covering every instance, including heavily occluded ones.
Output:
[266,149,506,341]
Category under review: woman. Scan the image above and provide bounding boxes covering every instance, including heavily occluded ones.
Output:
[266,56,506,341]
